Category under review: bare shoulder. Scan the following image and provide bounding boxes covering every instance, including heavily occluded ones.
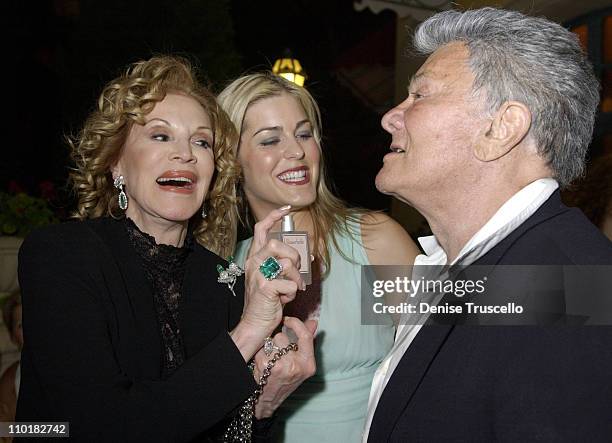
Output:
[360,212,412,244]
[360,212,420,266]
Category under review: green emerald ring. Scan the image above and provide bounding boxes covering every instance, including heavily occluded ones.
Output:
[259,256,283,280]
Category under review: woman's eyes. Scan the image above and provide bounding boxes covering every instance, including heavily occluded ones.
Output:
[260,138,280,147]
[260,133,312,147]
[194,139,212,149]
[152,133,170,142]
[151,133,211,148]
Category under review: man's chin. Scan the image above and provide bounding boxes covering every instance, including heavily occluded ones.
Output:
[375,175,416,207]
[375,173,393,195]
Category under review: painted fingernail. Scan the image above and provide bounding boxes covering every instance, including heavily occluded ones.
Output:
[279,205,291,211]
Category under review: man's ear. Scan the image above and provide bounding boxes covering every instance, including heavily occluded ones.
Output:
[474,101,531,162]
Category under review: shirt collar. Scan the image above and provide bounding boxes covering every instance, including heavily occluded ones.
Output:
[416,178,559,267]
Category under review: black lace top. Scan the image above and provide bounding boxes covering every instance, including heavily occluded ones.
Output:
[124,218,193,379]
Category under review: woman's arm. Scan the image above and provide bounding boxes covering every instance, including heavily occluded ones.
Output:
[238,208,317,421]
[17,225,255,442]
[230,205,305,362]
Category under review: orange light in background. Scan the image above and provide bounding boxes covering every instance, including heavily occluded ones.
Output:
[602,70,612,113]
[604,15,612,63]
[572,24,588,51]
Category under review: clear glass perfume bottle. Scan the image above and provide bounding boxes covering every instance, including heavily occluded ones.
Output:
[269,214,312,285]
[270,214,317,342]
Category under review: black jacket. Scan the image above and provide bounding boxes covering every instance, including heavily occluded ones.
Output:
[16,217,256,442]
[369,191,612,442]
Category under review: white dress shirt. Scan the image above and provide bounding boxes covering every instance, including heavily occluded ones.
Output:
[362,178,559,442]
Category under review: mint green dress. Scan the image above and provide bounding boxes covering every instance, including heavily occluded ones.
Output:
[234,221,394,442]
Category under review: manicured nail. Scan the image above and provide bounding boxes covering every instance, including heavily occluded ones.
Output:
[279,205,291,211]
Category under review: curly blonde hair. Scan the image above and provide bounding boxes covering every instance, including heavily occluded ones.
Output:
[218,72,370,273]
[69,55,239,257]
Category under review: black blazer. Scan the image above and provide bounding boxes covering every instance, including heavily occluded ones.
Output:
[369,191,612,442]
[16,218,256,442]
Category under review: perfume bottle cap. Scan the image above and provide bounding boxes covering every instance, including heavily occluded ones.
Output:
[281,214,294,232]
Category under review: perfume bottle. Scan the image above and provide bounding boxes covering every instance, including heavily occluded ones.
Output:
[269,214,312,286]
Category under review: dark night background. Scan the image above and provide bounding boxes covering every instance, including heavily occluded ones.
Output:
[4,0,398,215]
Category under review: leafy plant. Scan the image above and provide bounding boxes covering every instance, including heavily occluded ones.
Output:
[0,192,58,237]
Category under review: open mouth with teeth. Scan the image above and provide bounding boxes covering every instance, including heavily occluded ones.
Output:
[157,177,193,187]
[390,146,406,153]
[156,172,197,193]
[277,168,310,185]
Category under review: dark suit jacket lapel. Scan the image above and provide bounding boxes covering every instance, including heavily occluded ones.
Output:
[474,190,569,266]
[88,218,162,376]
[369,324,454,441]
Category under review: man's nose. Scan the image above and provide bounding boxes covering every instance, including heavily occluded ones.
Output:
[381,103,406,134]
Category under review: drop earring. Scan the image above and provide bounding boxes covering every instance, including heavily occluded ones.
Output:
[114,175,128,210]
[201,202,207,219]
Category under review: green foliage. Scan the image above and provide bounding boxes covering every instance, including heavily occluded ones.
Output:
[0,193,58,237]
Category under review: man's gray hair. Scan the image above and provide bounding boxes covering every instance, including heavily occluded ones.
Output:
[414,7,600,186]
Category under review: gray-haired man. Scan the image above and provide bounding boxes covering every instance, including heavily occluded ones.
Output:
[365,7,612,442]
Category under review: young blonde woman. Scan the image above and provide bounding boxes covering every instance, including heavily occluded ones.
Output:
[218,73,419,442]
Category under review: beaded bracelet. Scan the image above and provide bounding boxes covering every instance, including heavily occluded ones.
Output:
[224,342,298,442]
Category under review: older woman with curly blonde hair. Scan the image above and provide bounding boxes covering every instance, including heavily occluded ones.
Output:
[17,56,315,442]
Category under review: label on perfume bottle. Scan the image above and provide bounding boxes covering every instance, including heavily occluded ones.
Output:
[281,233,310,280]
[268,230,312,285]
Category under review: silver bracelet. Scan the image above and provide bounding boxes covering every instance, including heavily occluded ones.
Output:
[223,342,298,442]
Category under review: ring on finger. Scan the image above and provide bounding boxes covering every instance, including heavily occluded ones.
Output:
[259,256,283,280]
[263,336,281,356]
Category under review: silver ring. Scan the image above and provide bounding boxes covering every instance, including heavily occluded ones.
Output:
[263,336,281,356]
